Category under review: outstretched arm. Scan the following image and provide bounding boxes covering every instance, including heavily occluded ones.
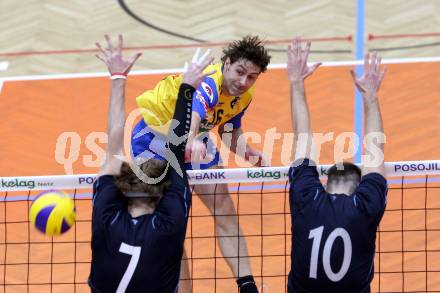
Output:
[287,37,321,162]
[96,34,141,177]
[351,52,386,177]
[155,49,215,222]
[167,49,216,170]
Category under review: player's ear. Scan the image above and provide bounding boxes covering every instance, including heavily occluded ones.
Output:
[224,57,231,71]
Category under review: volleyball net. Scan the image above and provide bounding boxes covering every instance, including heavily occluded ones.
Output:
[1,160,440,292]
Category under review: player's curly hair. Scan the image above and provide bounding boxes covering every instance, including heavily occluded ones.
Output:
[221,35,271,72]
[115,160,170,201]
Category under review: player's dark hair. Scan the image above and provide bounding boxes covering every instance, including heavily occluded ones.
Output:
[221,35,271,72]
[115,160,170,200]
[327,162,362,185]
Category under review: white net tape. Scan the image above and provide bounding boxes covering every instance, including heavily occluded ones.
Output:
[1,160,439,192]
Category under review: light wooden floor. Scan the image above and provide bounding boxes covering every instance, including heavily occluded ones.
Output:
[0,0,439,76]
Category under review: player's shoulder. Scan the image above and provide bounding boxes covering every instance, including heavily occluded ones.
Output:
[239,86,254,106]
[288,159,324,203]
[136,74,182,107]
[357,172,388,198]
[351,172,388,216]
[244,85,255,97]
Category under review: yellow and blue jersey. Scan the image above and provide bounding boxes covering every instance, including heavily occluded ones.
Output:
[132,63,254,169]
[136,63,253,133]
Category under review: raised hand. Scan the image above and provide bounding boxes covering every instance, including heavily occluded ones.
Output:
[350,52,386,100]
[287,37,322,83]
[182,48,216,88]
[96,34,142,75]
[184,139,212,163]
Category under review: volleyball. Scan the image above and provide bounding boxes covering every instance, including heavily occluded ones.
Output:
[29,190,76,236]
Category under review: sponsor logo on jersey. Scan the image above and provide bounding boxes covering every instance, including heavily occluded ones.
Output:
[201,82,214,103]
[230,96,239,109]
[196,91,209,111]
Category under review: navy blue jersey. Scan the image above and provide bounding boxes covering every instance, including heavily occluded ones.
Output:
[89,83,195,293]
[287,159,387,293]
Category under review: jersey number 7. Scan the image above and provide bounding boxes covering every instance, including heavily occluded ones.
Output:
[116,242,142,293]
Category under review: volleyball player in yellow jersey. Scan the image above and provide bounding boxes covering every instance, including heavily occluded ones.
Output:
[131,36,271,292]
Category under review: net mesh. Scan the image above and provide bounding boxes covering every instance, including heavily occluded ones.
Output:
[1,167,440,292]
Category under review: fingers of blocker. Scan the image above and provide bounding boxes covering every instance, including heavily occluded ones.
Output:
[190,48,211,66]
[131,52,142,64]
[304,41,311,60]
[364,52,370,72]
[287,44,292,57]
[95,53,109,67]
[95,54,105,63]
[379,66,386,81]
[295,37,301,57]
[290,40,295,57]
[203,70,217,77]
[292,38,298,57]
[312,62,322,72]
[118,34,123,52]
[371,52,377,72]
[96,42,106,55]
[350,70,357,82]
[293,38,300,56]
[198,57,215,72]
[376,56,382,73]
[198,51,212,67]
[104,34,113,51]
[191,48,201,63]
[350,70,360,86]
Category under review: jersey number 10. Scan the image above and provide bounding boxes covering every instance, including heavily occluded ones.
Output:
[308,226,352,282]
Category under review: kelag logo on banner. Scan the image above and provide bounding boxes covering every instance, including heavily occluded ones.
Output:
[247,169,283,180]
[1,178,36,189]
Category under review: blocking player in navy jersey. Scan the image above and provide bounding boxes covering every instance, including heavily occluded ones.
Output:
[88,35,215,293]
[287,37,388,292]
